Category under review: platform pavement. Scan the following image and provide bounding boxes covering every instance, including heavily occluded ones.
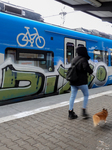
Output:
[0,92,112,150]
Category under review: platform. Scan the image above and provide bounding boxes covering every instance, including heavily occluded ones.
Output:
[0,86,112,150]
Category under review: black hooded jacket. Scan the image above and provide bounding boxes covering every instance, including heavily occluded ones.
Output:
[70,46,93,86]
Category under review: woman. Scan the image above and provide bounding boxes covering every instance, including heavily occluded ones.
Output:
[68,46,93,120]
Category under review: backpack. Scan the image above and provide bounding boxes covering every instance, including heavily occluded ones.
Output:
[66,58,83,82]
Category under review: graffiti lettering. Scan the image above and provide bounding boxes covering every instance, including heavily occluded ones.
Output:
[0,62,99,102]
[0,65,44,100]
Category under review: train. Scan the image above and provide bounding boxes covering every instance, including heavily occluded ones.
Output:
[0,8,112,105]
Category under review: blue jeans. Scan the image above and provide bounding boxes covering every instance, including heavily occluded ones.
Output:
[69,85,89,110]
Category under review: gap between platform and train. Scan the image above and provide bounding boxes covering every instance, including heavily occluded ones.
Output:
[0,90,112,124]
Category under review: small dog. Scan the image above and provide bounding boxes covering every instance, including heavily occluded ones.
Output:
[93,108,108,127]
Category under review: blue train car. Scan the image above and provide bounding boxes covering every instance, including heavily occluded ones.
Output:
[0,11,112,104]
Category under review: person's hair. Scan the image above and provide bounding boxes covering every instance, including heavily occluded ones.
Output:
[76,46,90,60]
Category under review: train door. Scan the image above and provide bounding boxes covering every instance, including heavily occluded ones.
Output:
[64,38,86,64]
[64,38,76,65]
[59,38,76,94]
[61,38,86,93]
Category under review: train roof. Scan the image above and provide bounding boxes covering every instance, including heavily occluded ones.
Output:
[74,27,112,40]
[0,1,44,22]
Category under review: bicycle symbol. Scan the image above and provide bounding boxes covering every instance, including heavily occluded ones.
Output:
[17,26,45,48]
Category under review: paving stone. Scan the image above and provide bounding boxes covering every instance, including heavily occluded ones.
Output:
[44,141,57,149]
[56,141,69,149]
[0,145,11,150]
[53,147,63,150]
[21,143,36,150]
[15,139,29,146]
[1,138,15,147]
[33,143,46,150]
[8,144,23,150]
[0,95,112,150]
[26,138,37,145]
[47,137,59,143]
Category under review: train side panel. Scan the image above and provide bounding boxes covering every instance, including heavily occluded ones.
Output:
[0,12,112,104]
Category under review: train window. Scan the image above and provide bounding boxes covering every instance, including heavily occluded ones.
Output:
[5,48,54,72]
[66,42,74,64]
[19,53,45,59]
[94,50,108,65]
[104,51,108,65]
[94,50,103,62]
[5,49,16,63]
[76,40,86,47]
[111,53,112,66]
[64,38,76,65]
